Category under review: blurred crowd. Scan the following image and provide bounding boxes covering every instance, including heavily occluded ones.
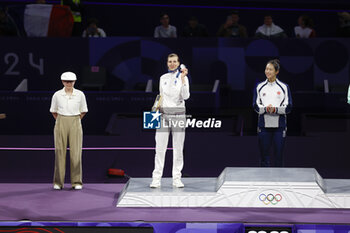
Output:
[1,0,350,38]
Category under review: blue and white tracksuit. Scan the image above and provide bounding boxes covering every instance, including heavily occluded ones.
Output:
[253,79,292,167]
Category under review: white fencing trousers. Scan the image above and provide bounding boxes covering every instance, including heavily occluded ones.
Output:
[152,114,185,181]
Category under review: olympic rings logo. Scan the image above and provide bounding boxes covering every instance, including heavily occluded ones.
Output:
[259,193,282,205]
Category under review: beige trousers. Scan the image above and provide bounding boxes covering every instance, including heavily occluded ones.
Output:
[53,114,83,188]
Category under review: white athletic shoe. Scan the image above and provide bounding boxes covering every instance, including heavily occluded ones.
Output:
[150,179,161,188]
[53,184,62,190]
[173,179,184,188]
[73,185,83,190]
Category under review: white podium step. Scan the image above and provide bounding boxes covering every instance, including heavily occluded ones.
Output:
[116,167,350,208]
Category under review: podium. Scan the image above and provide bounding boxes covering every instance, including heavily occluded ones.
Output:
[116,167,350,208]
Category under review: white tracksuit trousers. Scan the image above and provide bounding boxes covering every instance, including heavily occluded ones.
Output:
[152,114,185,181]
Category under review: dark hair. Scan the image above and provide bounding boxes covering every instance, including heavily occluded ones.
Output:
[87,18,99,26]
[230,10,239,16]
[300,15,314,28]
[160,13,169,19]
[267,59,280,71]
[189,16,198,22]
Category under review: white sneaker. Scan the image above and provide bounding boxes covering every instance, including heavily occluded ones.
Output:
[173,179,184,188]
[53,184,62,190]
[150,179,161,188]
[73,185,83,190]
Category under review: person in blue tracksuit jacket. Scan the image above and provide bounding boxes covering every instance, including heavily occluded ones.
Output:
[253,59,292,167]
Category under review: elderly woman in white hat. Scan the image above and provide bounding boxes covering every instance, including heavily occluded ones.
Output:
[50,71,88,190]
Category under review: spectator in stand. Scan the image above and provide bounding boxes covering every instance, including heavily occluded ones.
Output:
[255,14,287,38]
[182,16,208,37]
[154,13,177,38]
[0,6,19,37]
[337,12,350,37]
[36,0,46,3]
[217,11,247,38]
[61,0,83,37]
[294,15,316,38]
[82,18,106,37]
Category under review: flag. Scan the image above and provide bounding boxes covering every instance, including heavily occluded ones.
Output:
[8,4,74,37]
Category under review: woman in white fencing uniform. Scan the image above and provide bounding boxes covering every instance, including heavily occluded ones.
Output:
[150,53,190,188]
